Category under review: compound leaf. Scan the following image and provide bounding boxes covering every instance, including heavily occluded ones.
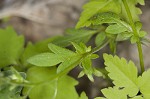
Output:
[103,54,139,97]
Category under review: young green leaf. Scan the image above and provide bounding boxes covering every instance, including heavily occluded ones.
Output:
[103,54,139,97]
[106,24,128,34]
[23,67,79,99]
[90,12,120,25]
[21,36,63,67]
[28,43,78,67]
[81,56,94,82]
[116,32,133,41]
[95,32,106,47]
[27,53,64,67]
[57,55,82,73]
[48,43,75,55]
[0,27,24,68]
[72,42,85,54]
[131,36,138,44]
[138,69,150,99]
[79,54,102,81]
[139,31,147,38]
[76,0,121,28]
[135,21,142,32]
[90,12,131,31]
[72,42,91,54]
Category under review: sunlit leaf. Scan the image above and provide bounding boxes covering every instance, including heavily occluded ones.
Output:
[103,54,139,97]
[138,69,150,99]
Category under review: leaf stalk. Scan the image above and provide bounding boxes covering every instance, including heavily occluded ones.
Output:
[122,0,145,73]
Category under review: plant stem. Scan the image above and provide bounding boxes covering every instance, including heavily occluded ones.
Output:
[91,39,110,53]
[122,0,145,73]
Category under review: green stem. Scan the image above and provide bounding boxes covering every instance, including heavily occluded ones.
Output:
[122,0,145,73]
[91,39,110,53]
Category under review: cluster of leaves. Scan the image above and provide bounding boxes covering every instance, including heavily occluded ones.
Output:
[76,0,147,52]
[0,0,150,99]
[0,26,101,98]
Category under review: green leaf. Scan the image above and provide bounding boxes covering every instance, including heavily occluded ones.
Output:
[48,43,75,55]
[135,21,142,32]
[80,53,101,82]
[103,54,139,97]
[28,43,78,67]
[106,24,128,34]
[90,12,120,25]
[90,12,131,31]
[57,55,82,73]
[78,92,88,99]
[139,31,147,38]
[101,87,127,99]
[21,36,59,66]
[56,75,79,99]
[131,36,138,44]
[81,56,94,82]
[95,32,106,47]
[23,67,79,99]
[76,0,121,28]
[0,27,24,68]
[116,32,133,41]
[72,42,91,54]
[53,28,96,47]
[138,69,150,99]
[27,53,64,67]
